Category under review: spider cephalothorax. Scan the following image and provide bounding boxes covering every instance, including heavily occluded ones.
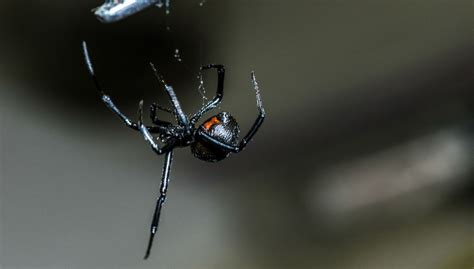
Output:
[192,112,240,162]
[82,41,265,259]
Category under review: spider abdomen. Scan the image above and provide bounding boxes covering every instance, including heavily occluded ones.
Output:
[191,112,240,162]
[191,140,229,162]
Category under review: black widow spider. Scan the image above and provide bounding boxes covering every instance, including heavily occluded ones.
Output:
[82,41,265,259]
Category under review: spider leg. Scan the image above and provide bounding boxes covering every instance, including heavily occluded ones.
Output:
[138,100,177,155]
[151,103,175,115]
[236,71,265,150]
[144,149,174,260]
[150,103,173,127]
[137,100,176,259]
[149,63,190,130]
[82,41,167,133]
[198,71,265,153]
[190,64,225,125]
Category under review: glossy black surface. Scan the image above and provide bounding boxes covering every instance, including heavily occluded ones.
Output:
[191,112,240,162]
[83,41,265,259]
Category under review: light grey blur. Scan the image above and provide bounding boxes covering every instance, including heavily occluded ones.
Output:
[0,1,472,269]
[94,0,166,23]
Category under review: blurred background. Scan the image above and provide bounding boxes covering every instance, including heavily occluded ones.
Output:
[0,1,472,268]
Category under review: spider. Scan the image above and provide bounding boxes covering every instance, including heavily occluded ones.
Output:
[82,41,265,259]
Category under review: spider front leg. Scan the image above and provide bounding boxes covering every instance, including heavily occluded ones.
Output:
[190,64,225,125]
[199,71,265,153]
[82,41,167,133]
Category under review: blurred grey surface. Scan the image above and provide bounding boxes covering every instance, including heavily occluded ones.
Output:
[0,1,473,269]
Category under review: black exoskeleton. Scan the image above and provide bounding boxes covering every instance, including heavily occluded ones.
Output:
[82,41,265,260]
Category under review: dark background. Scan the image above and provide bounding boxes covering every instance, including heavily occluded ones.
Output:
[0,1,472,268]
